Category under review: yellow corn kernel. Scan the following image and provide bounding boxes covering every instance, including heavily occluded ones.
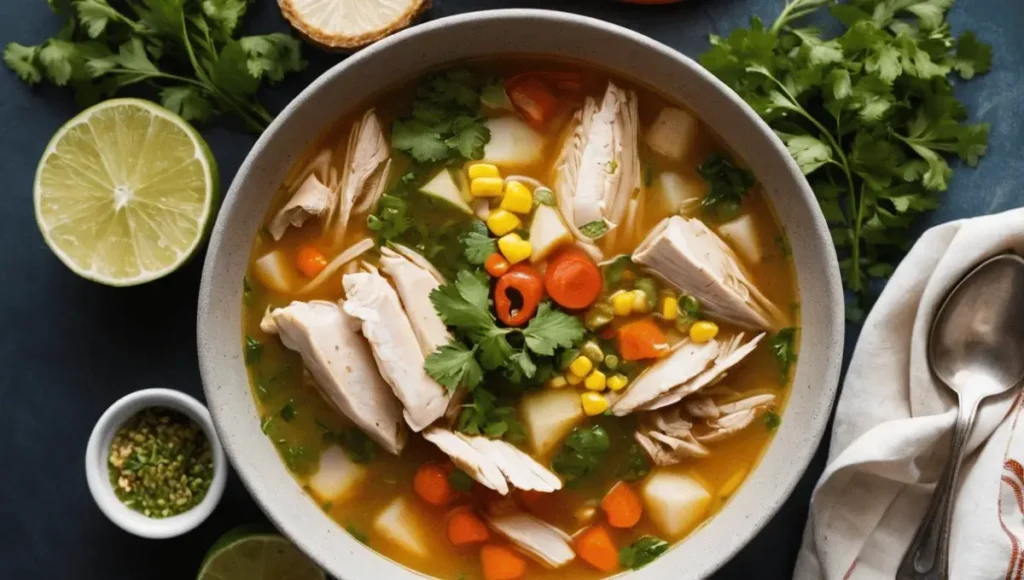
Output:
[500,181,533,214]
[581,392,610,416]
[689,320,720,343]
[471,177,505,198]
[566,372,584,386]
[631,290,652,313]
[468,164,500,179]
[610,291,633,317]
[548,375,568,389]
[487,209,522,236]
[497,233,532,264]
[584,370,607,391]
[569,356,594,378]
[607,374,629,392]
[661,296,679,320]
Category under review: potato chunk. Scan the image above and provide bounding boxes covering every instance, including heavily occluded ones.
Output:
[374,496,428,557]
[308,445,367,502]
[640,470,711,539]
[520,388,584,457]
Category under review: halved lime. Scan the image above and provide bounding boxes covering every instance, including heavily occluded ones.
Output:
[197,528,325,580]
[34,98,218,286]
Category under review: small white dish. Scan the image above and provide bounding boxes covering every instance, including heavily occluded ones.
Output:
[85,388,228,539]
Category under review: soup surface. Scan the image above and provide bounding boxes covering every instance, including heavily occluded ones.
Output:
[242,58,799,580]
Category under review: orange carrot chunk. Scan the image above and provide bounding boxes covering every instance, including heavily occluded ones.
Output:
[573,525,620,573]
[485,253,511,277]
[601,481,643,528]
[481,544,527,580]
[413,463,454,506]
[618,319,669,361]
[447,509,490,546]
[296,245,328,278]
[544,247,602,310]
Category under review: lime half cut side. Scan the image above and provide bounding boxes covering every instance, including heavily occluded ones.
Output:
[34,98,218,286]
[197,530,325,580]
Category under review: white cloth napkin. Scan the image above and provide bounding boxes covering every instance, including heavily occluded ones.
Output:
[794,208,1024,580]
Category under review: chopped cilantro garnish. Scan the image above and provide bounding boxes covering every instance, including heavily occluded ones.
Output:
[764,410,782,431]
[391,69,491,164]
[279,400,296,422]
[457,390,524,442]
[616,443,651,482]
[579,220,609,239]
[460,225,496,266]
[448,469,475,492]
[770,326,798,379]
[551,425,610,483]
[619,536,669,570]
[244,336,263,366]
[697,153,754,221]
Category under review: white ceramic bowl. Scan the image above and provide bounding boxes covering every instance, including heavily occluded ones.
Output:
[85,388,228,539]
[198,9,843,579]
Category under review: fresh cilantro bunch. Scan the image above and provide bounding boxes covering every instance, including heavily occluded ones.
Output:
[391,69,497,164]
[700,0,991,318]
[5,0,306,132]
[425,270,586,393]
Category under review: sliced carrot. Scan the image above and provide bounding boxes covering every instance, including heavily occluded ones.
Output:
[507,78,558,128]
[413,463,453,506]
[601,481,643,528]
[573,525,620,573]
[296,245,328,278]
[544,247,602,310]
[485,253,511,277]
[447,508,490,546]
[618,318,669,361]
[480,544,527,580]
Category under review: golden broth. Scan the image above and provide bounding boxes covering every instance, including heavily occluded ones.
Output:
[242,57,798,580]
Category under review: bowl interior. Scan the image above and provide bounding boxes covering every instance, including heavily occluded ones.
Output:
[198,9,843,580]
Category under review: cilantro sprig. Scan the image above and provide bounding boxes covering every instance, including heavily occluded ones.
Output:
[700,0,991,317]
[5,0,306,132]
[425,271,585,394]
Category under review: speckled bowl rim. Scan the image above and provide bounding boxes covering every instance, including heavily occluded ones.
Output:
[198,9,843,579]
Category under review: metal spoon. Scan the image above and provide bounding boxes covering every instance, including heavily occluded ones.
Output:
[897,253,1024,580]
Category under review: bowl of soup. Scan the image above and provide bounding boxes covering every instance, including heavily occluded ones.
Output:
[198,9,843,580]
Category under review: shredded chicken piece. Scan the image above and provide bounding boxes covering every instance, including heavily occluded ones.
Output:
[268,173,335,241]
[693,393,777,443]
[323,109,390,249]
[634,408,709,466]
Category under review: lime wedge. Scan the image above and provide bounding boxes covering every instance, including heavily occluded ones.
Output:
[34,98,218,286]
[197,528,325,580]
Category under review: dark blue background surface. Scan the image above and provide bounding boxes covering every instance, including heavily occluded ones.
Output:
[1,0,1020,578]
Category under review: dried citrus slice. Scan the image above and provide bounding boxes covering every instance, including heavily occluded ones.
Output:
[279,0,430,49]
[34,98,217,287]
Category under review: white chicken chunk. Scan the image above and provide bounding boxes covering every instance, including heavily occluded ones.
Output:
[268,174,335,241]
[422,427,508,494]
[342,272,449,432]
[260,300,407,455]
[612,333,764,415]
[379,245,449,356]
[422,427,563,495]
[633,216,785,330]
[553,82,641,253]
[324,109,391,249]
[488,513,576,568]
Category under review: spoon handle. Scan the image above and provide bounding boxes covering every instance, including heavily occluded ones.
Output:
[896,396,981,580]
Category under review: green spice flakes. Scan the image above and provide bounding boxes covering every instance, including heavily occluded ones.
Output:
[108,407,214,519]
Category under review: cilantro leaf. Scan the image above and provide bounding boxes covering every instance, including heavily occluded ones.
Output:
[779,133,832,175]
[953,30,992,80]
[430,270,494,331]
[391,69,491,164]
[764,410,782,431]
[239,34,305,84]
[619,536,669,570]
[425,342,483,392]
[616,443,651,482]
[161,85,213,123]
[551,425,610,483]
[74,0,120,39]
[3,43,42,84]
[769,327,798,379]
[461,229,496,265]
[448,469,474,492]
[244,335,263,366]
[458,390,524,441]
[523,302,586,356]
[698,153,754,221]
[579,220,609,239]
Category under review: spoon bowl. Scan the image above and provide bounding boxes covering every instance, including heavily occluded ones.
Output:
[929,253,1024,395]
[899,253,1024,580]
